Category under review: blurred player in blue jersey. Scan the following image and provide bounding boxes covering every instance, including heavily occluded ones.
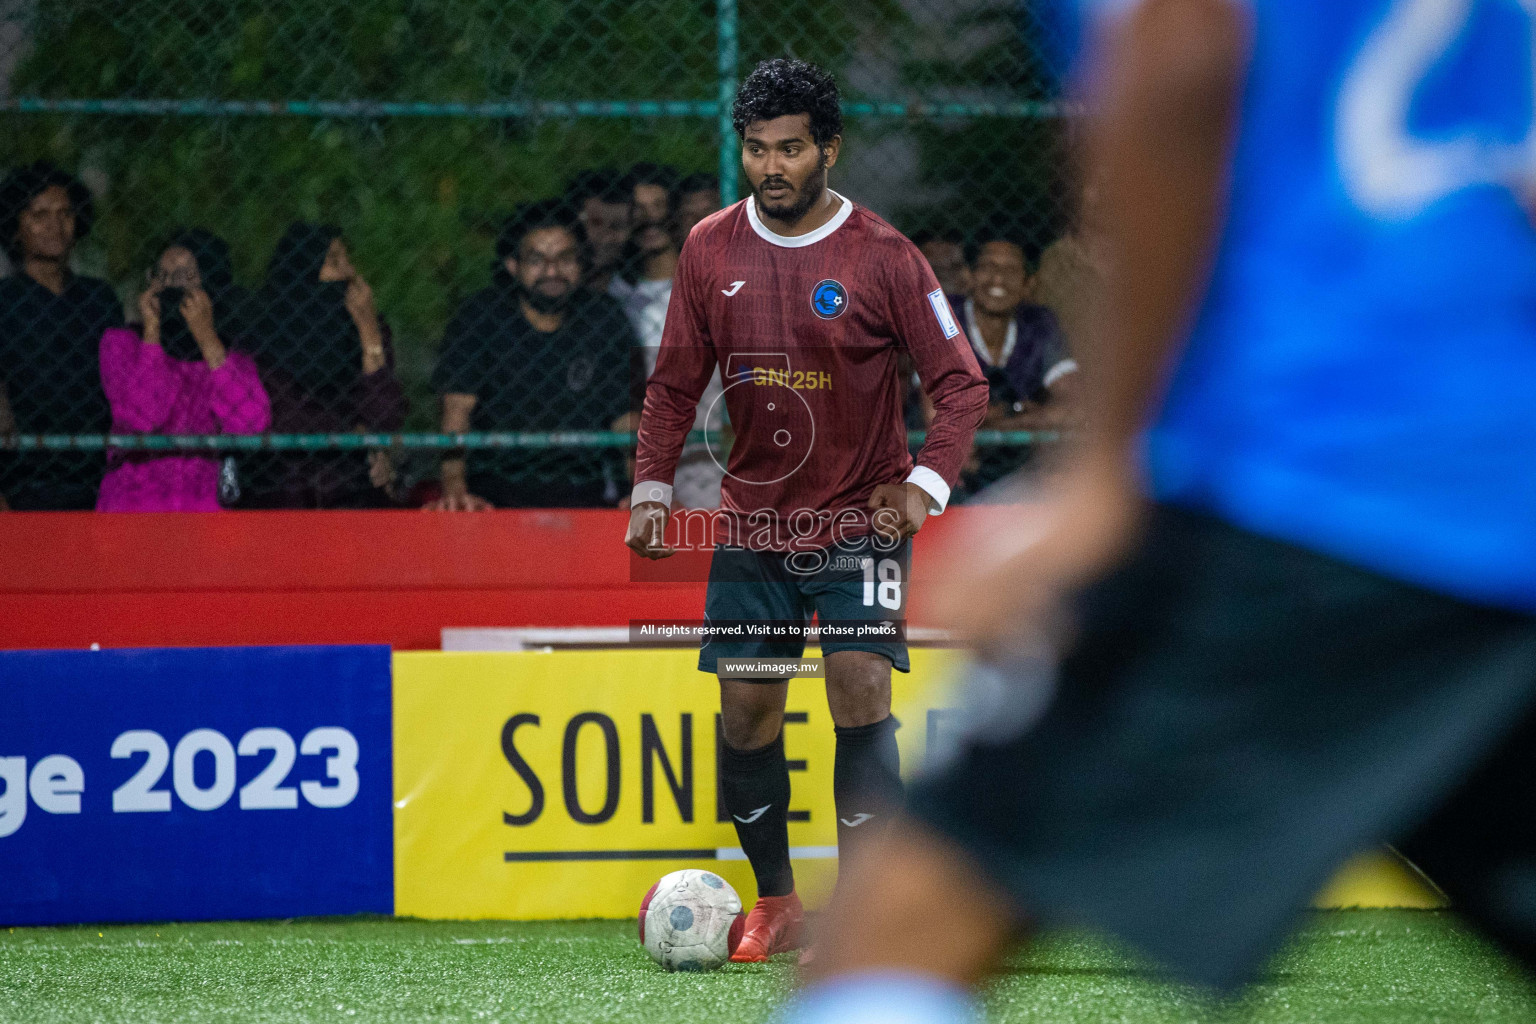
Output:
[779,0,1536,1020]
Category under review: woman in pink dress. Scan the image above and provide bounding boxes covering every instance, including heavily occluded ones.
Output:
[97,230,270,511]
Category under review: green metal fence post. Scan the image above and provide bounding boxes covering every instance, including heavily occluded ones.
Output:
[717,0,740,202]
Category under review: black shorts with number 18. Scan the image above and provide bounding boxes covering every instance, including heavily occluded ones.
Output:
[698,535,912,677]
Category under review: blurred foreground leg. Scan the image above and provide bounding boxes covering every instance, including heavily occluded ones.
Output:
[779,821,1015,1024]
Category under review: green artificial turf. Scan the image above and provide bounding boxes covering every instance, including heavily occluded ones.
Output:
[0,910,1531,1023]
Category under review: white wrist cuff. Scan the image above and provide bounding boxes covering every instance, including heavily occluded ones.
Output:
[631,480,674,507]
[904,466,951,514]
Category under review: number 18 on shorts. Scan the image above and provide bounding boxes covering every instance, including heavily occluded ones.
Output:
[700,535,911,675]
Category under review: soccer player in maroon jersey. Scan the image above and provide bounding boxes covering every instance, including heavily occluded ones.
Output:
[624,58,988,962]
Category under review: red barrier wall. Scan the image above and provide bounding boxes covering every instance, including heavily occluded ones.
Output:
[0,509,978,650]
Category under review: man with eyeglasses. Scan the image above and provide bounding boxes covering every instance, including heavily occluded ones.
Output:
[430,199,639,510]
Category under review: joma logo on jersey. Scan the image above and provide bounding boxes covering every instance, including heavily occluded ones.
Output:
[810,279,848,319]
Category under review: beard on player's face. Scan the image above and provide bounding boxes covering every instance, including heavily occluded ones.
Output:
[753,153,827,224]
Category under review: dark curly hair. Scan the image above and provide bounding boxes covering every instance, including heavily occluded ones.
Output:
[563,168,627,208]
[731,59,842,149]
[622,162,680,196]
[496,198,588,267]
[968,218,1043,272]
[674,171,720,200]
[0,161,94,262]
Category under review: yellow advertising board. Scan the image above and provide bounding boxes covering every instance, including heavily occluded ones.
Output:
[391,648,1440,921]
[392,648,964,920]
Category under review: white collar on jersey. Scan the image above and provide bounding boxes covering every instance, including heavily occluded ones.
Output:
[745,189,853,248]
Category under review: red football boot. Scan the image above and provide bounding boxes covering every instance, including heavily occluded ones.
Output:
[728,892,805,962]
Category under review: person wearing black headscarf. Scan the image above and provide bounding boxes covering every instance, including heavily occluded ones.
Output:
[243,222,407,507]
[143,229,247,360]
[0,161,123,510]
[96,229,270,511]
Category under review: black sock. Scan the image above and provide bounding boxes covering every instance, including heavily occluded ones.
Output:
[720,731,794,898]
[834,715,903,860]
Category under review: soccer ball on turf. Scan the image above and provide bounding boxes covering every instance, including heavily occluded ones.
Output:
[638,869,745,971]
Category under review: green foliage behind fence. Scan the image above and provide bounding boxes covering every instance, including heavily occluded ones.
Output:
[0,0,1070,511]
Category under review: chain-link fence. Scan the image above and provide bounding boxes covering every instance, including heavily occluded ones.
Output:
[0,0,1084,512]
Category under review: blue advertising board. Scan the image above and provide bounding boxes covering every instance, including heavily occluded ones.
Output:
[0,646,393,925]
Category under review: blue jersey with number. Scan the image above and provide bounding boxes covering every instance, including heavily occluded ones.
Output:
[1064,0,1536,612]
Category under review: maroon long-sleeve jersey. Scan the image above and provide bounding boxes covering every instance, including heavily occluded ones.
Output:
[634,192,988,549]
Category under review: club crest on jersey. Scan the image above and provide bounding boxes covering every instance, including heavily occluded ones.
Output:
[811,279,848,320]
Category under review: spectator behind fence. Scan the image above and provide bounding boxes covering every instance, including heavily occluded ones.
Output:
[623,170,726,509]
[566,169,632,302]
[957,231,1077,429]
[673,171,723,240]
[616,162,681,333]
[935,230,1078,499]
[97,230,270,511]
[622,165,681,349]
[0,375,11,512]
[0,161,123,510]
[912,228,972,298]
[429,199,638,510]
[243,222,408,508]
[1033,169,1106,361]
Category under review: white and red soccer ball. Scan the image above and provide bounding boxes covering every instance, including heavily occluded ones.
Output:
[638,869,745,971]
